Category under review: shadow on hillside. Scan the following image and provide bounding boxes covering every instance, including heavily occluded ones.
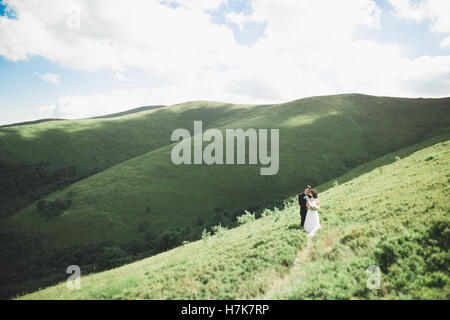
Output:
[287,224,302,230]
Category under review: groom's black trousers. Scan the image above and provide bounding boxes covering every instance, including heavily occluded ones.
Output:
[300,208,307,227]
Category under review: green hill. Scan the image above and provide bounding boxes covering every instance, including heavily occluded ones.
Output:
[0,102,259,217]
[89,105,166,119]
[7,95,450,243]
[18,139,450,299]
[1,94,449,299]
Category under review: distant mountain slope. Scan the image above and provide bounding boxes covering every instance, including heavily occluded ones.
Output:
[0,105,166,128]
[89,105,166,119]
[0,118,65,128]
[0,102,261,216]
[19,139,450,300]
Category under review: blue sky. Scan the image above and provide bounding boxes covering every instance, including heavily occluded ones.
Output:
[0,0,449,126]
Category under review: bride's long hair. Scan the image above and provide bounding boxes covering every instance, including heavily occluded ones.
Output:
[311,190,318,198]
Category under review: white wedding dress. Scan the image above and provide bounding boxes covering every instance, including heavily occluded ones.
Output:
[304,198,321,238]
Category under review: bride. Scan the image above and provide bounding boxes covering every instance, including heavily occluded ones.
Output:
[304,189,321,238]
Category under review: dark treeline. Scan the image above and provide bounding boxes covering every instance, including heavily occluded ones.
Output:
[0,161,103,218]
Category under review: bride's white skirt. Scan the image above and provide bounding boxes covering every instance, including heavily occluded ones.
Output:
[304,210,321,238]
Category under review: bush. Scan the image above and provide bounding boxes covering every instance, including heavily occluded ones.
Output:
[211,224,228,238]
[237,210,255,225]
[201,228,211,242]
[261,208,273,218]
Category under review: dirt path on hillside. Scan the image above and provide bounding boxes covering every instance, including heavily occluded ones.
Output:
[257,237,313,299]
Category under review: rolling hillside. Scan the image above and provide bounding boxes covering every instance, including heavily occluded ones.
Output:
[18,139,450,299]
[0,102,261,217]
[1,94,449,299]
[8,95,450,244]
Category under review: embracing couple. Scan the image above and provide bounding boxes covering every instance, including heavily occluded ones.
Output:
[298,185,321,238]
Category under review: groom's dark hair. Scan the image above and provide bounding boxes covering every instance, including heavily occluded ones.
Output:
[306,185,312,189]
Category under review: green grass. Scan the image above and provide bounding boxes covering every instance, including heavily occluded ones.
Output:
[18,208,307,299]
[271,140,450,299]
[0,101,261,217]
[317,133,450,192]
[2,94,450,299]
[18,139,450,300]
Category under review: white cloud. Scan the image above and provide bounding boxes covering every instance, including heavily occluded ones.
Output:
[0,0,448,121]
[440,36,450,50]
[27,105,56,121]
[50,83,278,120]
[386,0,450,87]
[387,0,450,34]
[114,72,133,82]
[34,72,61,85]
[38,105,56,118]
[24,105,56,123]
[226,12,253,31]
[56,89,155,118]
[0,0,236,77]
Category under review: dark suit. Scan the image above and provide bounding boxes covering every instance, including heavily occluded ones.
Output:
[298,192,310,227]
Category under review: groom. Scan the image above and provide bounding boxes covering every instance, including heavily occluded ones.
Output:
[298,185,312,227]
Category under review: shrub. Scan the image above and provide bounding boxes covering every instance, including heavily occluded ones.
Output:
[261,208,273,218]
[211,224,228,238]
[201,228,211,242]
[237,210,255,225]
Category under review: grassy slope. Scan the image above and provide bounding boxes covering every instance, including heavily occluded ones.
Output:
[0,101,267,298]
[317,133,450,192]
[19,139,449,300]
[270,140,450,299]
[7,94,450,247]
[0,101,260,215]
[0,101,259,176]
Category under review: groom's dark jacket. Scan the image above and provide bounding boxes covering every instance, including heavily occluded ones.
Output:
[298,192,310,212]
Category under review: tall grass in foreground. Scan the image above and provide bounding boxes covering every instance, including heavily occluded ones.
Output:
[272,140,449,299]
